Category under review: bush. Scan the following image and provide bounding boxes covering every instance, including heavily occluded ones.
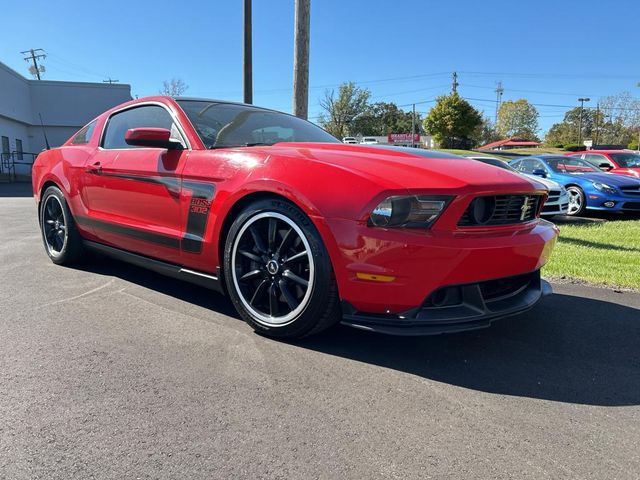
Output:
[564,144,586,152]
[628,140,639,150]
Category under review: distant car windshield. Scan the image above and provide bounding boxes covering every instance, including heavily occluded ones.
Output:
[610,153,640,168]
[474,157,517,172]
[545,156,600,173]
[177,100,339,149]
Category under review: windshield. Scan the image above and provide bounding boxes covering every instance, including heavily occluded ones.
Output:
[545,156,600,174]
[610,153,640,168]
[177,100,339,149]
[476,158,516,172]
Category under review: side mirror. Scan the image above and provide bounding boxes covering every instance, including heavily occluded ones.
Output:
[598,162,613,171]
[532,168,547,178]
[125,128,183,150]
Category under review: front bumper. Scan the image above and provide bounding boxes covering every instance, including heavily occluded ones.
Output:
[585,192,640,211]
[341,270,551,335]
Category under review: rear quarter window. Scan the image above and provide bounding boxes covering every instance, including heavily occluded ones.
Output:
[71,120,97,145]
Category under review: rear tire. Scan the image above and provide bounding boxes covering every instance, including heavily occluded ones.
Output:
[223,198,340,339]
[39,186,85,265]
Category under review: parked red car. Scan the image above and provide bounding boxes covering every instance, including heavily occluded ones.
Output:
[32,96,558,338]
[567,150,640,178]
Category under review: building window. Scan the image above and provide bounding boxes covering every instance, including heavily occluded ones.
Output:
[1,136,9,162]
[16,139,23,161]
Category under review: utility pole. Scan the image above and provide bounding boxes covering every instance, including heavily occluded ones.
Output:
[495,81,504,123]
[411,103,416,148]
[243,0,253,104]
[594,103,600,147]
[102,78,119,84]
[292,0,310,119]
[21,49,46,80]
[577,97,590,145]
[451,72,459,94]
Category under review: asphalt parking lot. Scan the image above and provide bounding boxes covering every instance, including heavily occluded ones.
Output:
[1,183,639,479]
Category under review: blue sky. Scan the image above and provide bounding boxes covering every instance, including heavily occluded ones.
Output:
[2,0,638,133]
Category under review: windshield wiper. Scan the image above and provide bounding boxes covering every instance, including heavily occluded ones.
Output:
[208,142,274,149]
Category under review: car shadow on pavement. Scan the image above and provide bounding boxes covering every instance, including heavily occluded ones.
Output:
[76,256,639,407]
[296,293,640,407]
[75,256,241,319]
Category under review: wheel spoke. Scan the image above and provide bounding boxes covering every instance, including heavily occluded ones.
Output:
[268,282,279,317]
[278,279,298,310]
[282,269,309,287]
[249,225,267,254]
[46,228,56,240]
[283,250,308,265]
[267,218,277,251]
[45,219,55,225]
[239,249,262,263]
[240,269,263,281]
[249,279,269,306]
[275,228,294,257]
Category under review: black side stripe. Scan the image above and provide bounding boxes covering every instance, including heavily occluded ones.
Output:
[90,171,216,253]
[76,216,181,249]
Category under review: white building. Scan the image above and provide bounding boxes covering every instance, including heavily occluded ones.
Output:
[0,60,131,175]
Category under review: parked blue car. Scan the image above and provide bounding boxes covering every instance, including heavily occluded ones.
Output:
[509,155,640,216]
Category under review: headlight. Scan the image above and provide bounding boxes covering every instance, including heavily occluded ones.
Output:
[592,182,617,194]
[369,195,452,228]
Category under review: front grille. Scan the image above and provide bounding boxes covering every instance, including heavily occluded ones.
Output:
[622,202,640,210]
[547,190,561,203]
[458,194,542,227]
[620,186,640,196]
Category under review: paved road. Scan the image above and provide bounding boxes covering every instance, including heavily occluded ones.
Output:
[2,185,639,479]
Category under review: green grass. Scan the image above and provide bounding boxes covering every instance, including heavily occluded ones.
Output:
[544,220,640,290]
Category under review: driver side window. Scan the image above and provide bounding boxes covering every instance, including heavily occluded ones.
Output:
[102,105,183,149]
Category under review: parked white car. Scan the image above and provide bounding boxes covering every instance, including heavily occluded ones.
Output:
[360,137,379,145]
[342,137,358,144]
[467,156,569,217]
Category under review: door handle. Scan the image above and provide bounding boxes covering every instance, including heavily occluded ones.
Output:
[85,161,102,175]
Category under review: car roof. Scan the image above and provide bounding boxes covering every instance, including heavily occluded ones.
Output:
[586,150,632,153]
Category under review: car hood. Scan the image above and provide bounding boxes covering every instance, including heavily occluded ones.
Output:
[555,171,640,187]
[268,143,541,193]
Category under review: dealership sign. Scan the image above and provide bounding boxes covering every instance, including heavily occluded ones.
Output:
[388,133,420,143]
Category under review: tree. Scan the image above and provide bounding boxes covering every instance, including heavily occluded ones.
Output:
[352,102,423,136]
[597,92,640,146]
[160,78,188,97]
[472,115,500,147]
[496,99,539,140]
[423,93,482,148]
[544,107,604,147]
[318,82,371,138]
[544,93,640,147]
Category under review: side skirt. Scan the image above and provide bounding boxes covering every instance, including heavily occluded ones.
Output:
[83,240,224,294]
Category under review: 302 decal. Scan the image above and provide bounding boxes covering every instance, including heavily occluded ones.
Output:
[181,182,216,253]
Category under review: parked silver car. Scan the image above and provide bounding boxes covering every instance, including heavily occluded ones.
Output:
[467,156,569,217]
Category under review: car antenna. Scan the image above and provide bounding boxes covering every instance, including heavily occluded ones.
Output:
[38,113,51,150]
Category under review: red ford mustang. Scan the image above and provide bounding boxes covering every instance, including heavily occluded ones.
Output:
[32,96,558,338]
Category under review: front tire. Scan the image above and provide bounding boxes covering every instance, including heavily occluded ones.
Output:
[566,186,586,216]
[39,186,85,265]
[223,198,340,339]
